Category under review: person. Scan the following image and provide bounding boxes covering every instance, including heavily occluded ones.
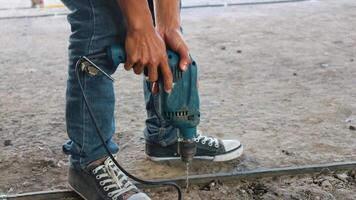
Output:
[61,0,243,199]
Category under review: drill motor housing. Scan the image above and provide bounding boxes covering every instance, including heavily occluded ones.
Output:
[107,45,200,163]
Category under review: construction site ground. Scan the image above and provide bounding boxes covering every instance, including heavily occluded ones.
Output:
[1,0,356,199]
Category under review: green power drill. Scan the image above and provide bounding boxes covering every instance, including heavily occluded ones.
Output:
[81,45,200,164]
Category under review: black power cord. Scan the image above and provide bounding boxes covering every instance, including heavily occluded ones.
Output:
[75,58,183,200]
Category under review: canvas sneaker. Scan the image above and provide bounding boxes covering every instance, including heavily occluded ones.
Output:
[68,157,150,200]
[146,130,243,162]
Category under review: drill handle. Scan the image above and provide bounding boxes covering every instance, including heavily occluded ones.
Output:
[107,45,180,77]
[107,45,127,66]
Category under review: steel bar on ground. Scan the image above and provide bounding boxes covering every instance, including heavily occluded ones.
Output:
[3,161,356,200]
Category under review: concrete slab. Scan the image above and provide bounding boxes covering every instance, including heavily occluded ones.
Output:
[1,0,356,198]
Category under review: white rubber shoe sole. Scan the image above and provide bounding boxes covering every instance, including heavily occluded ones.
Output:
[147,144,243,162]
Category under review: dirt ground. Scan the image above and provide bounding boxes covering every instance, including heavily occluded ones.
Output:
[1,0,356,199]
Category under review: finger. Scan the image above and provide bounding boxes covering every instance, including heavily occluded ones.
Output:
[147,64,158,82]
[144,67,149,77]
[124,60,134,71]
[160,59,173,93]
[151,82,159,95]
[133,63,145,75]
[177,45,191,71]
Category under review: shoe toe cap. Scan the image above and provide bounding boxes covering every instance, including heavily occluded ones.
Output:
[221,139,242,152]
[128,192,151,200]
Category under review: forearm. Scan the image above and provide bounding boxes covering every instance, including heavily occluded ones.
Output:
[154,0,181,30]
[117,0,154,32]
[154,0,189,70]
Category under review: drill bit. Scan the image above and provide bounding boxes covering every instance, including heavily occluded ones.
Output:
[185,162,190,190]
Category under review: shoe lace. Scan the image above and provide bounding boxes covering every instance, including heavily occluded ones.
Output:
[93,158,138,200]
[195,130,219,148]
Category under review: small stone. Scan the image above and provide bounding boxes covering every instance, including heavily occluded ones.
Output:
[293,72,298,76]
[333,40,343,44]
[22,181,31,187]
[220,188,228,195]
[335,173,348,182]
[350,58,354,62]
[44,158,57,167]
[4,140,12,146]
[320,63,329,68]
[209,181,216,188]
[221,46,226,50]
[201,180,218,191]
[191,185,199,190]
[7,187,14,193]
[321,180,332,189]
[28,68,36,73]
[346,117,356,130]
[348,170,356,179]
[236,50,242,53]
[57,160,67,167]
[282,149,293,156]
[305,178,314,184]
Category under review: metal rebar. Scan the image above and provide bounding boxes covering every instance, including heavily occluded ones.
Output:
[3,161,356,200]
[1,190,78,200]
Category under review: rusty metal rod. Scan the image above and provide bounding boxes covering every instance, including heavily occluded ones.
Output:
[0,190,78,200]
[2,161,356,200]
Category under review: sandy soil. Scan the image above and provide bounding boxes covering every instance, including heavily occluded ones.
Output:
[1,0,356,199]
[146,171,356,200]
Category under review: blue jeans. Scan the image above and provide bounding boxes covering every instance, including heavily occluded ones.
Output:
[61,0,178,169]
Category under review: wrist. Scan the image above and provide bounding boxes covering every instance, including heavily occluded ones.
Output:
[156,18,181,31]
[127,22,155,34]
[126,13,155,33]
[157,27,181,39]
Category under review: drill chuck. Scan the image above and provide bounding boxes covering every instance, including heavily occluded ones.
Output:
[179,139,197,163]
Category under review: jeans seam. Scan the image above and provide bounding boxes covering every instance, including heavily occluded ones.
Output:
[81,74,87,167]
[79,0,96,167]
[87,0,96,55]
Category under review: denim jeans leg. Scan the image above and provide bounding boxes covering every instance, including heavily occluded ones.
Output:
[143,0,183,146]
[61,0,126,169]
[143,80,179,147]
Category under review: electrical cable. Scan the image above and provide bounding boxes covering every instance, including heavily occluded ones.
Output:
[75,58,183,200]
